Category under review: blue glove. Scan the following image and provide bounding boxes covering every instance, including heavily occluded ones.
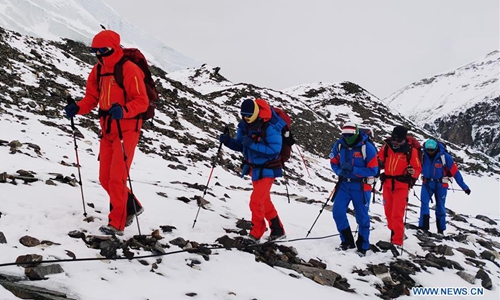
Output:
[241,136,253,147]
[339,170,349,177]
[219,134,230,145]
[64,102,79,119]
[341,163,353,173]
[108,104,123,120]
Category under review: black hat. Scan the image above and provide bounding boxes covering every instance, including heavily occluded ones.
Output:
[392,126,408,140]
[240,99,259,123]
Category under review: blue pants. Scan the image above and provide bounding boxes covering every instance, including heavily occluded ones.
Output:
[419,181,448,231]
[332,182,371,250]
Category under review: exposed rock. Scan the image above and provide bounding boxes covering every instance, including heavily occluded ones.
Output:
[475,215,497,225]
[159,225,177,233]
[0,231,6,244]
[479,250,496,262]
[19,235,41,247]
[15,254,43,267]
[170,237,188,248]
[0,280,75,300]
[25,264,64,280]
[434,245,454,256]
[475,269,493,290]
[456,271,475,284]
[455,247,477,258]
[236,218,252,230]
[292,264,340,287]
[99,240,119,258]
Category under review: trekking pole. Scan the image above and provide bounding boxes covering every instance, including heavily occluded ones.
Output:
[306,182,339,237]
[115,117,141,236]
[67,98,87,217]
[412,189,423,203]
[283,166,291,204]
[295,145,311,178]
[401,189,411,254]
[192,126,229,228]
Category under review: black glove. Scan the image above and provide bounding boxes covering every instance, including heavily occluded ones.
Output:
[219,134,230,145]
[64,102,79,119]
[341,163,353,173]
[379,173,386,182]
[108,104,123,120]
[241,136,253,147]
[464,189,471,195]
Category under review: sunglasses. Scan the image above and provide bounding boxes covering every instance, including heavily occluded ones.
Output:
[392,137,405,143]
[342,133,355,138]
[90,47,111,54]
[425,148,437,152]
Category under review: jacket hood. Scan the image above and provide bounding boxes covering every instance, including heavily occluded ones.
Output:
[255,98,272,122]
[91,30,123,68]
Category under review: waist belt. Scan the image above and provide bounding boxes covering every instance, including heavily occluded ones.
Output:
[98,109,140,134]
[423,177,442,182]
[242,160,281,180]
[382,174,415,191]
[339,176,365,183]
[384,174,413,183]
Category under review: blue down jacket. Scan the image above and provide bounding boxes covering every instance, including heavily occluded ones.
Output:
[225,109,286,181]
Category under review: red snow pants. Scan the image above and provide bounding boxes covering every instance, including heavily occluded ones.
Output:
[99,121,141,231]
[382,181,410,246]
[249,177,282,239]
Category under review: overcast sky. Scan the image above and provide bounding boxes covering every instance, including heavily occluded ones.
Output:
[101,0,499,99]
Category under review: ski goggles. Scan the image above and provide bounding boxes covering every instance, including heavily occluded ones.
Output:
[391,136,405,143]
[90,47,112,54]
[241,112,253,121]
[425,147,437,153]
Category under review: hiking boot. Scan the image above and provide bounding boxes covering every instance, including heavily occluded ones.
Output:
[125,206,144,227]
[99,225,123,236]
[269,216,285,237]
[357,248,367,256]
[247,234,260,244]
[340,227,355,250]
[267,234,286,242]
[340,242,355,250]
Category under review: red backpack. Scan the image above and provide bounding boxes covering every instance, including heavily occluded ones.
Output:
[272,107,294,163]
[97,48,159,120]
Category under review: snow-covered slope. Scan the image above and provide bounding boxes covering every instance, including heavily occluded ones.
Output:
[383,50,499,125]
[0,0,199,71]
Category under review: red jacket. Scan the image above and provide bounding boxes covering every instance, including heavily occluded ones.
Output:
[379,143,422,180]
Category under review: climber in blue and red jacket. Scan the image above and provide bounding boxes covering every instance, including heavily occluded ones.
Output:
[219,98,287,243]
[419,139,471,234]
[329,122,378,254]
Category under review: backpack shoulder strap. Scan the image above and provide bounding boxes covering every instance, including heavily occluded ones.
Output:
[113,56,128,90]
[260,122,270,144]
[96,64,102,93]
[406,145,413,165]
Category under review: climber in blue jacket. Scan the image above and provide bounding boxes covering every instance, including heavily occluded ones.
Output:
[419,139,471,234]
